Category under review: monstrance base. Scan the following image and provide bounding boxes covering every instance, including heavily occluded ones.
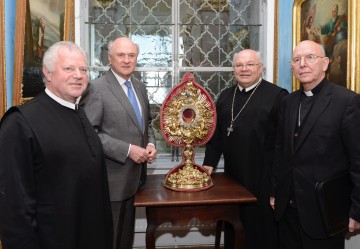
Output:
[164,163,214,192]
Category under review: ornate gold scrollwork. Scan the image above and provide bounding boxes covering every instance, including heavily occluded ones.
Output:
[161,73,216,191]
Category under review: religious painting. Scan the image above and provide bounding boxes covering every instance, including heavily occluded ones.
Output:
[0,0,5,117]
[292,0,360,92]
[12,0,74,106]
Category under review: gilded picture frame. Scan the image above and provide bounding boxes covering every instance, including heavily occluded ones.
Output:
[0,0,5,117]
[292,0,360,92]
[12,0,74,106]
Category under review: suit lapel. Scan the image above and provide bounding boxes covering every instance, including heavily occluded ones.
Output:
[106,71,142,132]
[294,83,332,152]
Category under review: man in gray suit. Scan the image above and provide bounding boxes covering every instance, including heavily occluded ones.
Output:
[80,37,157,249]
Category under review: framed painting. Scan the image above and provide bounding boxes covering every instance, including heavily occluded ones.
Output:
[0,0,5,117]
[12,0,74,106]
[292,0,360,92]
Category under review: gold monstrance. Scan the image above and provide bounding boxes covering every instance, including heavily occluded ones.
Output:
[160,73,216,192]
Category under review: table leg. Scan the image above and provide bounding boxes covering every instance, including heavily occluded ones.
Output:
[145,205,245,249]
[145,207,160,249]
[232,221,245,249]
[145,223,157,249]
[215,220,223,249]
[220,205,245,249]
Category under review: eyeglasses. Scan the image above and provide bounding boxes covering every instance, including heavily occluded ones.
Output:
[291,54,325,65]
[234,63,261,69]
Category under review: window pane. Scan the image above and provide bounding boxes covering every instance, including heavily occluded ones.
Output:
[86,0,263,153]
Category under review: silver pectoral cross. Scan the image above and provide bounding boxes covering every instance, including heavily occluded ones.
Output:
[227,123,233,136]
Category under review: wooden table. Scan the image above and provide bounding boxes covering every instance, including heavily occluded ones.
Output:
[134,173,257,249]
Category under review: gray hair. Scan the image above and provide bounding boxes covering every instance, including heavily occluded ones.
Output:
[107,37,140,54]
[232,50,263,67]
[43,41,87,72]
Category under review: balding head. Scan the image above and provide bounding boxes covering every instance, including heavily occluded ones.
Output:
[291,40,329,90]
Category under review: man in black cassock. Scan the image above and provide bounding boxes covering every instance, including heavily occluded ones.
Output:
[0,42,112,249]
[203,49,288,249]
[273,40,360,249]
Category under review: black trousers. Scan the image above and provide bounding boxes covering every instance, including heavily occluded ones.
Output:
[278,205,345,249]
[111,196,136,249]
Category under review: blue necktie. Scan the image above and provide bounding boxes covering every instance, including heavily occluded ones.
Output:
[124,81,142,130]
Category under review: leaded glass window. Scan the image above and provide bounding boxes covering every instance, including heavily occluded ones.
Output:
[80,0,265,153]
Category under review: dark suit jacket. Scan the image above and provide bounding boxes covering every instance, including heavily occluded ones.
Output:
[273,81,360,239]
[80,70,155,201]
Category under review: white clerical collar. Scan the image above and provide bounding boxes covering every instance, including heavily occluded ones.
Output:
[238,78,262,92]
[45,88,78,110]
[303,90,314,97]
[111,68,130,86]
